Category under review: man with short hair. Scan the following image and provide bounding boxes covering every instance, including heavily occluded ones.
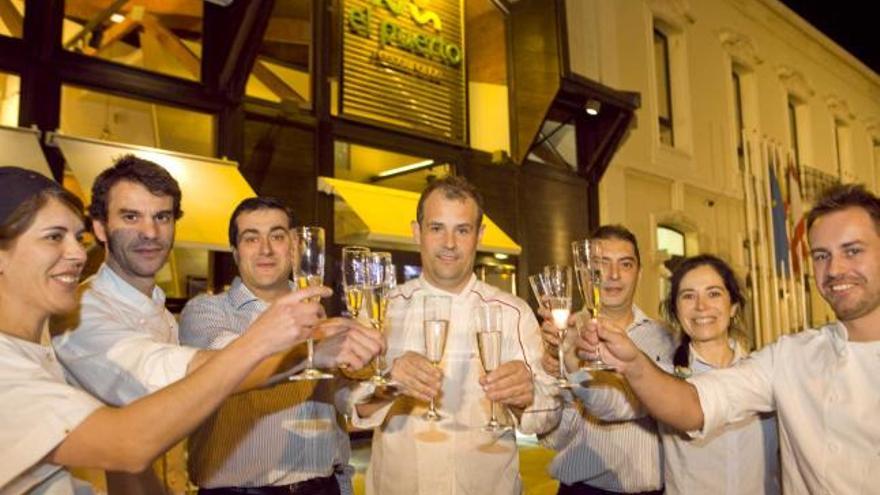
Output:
[539,225,674,495]
[51,156,361,492]
[179,196,383,495]
[352,176,561,495]
[582,183,880,493]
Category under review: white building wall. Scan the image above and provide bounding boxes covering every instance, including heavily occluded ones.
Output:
[566,0,880,327]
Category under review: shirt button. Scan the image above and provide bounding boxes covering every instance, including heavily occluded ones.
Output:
[829,392,839,402]
[829,443,840,454]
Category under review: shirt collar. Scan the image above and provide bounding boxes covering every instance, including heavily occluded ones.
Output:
[689,338,745,369]
[226,277,295,310]
[417,273,477,298]
[93,263,166,312]
[828,321,850,356]
[630,305,652,330]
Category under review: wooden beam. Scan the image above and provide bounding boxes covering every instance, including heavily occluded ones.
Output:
[0,0,23,37]
[64,0,130,49]
[140,12,200,79]
[202,0,275,97]
[83,17,141,56]
[251,60,305,104]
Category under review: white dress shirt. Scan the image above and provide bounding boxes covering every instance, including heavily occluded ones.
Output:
[179,278,354,492]
[352,275,561,495]
[661,342,779,495]
[689,322,880,494]
[52,263,199,406]
[0,333,103,494]
[541,306,674,492]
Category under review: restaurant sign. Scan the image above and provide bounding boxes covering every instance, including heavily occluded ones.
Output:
[341,0,467,144]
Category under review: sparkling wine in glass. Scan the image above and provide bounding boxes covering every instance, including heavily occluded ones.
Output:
[572,239,612,371]
[475,302,511,432]
[537,265,573,388]
[366,252,395,385]
[289,226,333,381]
[423,295,451,421]
[342,246,370,319]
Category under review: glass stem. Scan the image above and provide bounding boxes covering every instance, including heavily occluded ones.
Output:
[557,329,567,378]
[490,400,497,424]
[306,338,315,369]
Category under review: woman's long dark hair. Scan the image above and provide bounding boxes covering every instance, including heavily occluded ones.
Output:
[661,254,748,368]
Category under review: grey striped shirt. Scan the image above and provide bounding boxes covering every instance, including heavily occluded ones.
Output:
[179,278,354,492]
[539,306,675,492]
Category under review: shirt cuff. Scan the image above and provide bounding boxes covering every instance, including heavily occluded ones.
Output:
[346,382,394,430]
[685,374,722,439]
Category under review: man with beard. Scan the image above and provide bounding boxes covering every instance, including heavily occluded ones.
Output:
[578,183,880,494]
[538,225,674,495]
[52,155,370,493]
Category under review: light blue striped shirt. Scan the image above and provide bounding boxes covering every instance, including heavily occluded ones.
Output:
[540,306,674,492]
[179,277,354,492]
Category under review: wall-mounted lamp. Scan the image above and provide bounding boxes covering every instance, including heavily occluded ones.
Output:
[584,99,601,116]
[371,159,436,182]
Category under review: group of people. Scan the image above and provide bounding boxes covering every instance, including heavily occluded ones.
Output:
[0,154,877,495]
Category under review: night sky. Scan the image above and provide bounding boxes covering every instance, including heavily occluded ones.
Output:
[780,1,879,75]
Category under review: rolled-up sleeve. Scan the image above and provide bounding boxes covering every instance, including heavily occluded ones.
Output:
[54,305,198,406]
[511,308,562,435]
[687,345,776,438]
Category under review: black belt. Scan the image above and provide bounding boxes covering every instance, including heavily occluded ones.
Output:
[198,474,340,495]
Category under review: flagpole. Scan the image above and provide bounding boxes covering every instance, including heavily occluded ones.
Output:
[762,139,783,343]
[742,131,762,348]
[754,138,775,345]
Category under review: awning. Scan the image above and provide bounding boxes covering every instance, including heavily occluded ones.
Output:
[50,133,255,251]
[0,125,53,177]
[318,177,521,255]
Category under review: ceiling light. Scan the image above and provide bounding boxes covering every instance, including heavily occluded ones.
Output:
[493,253,509,260]
[584,99,601,116]
[373,159,435,181]
[110,13,126,23]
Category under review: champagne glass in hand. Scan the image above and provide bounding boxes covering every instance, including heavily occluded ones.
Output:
[366,251,395,385]
[475,302,511,432]
[289,226,334,381]
[341,246,369,318]
[423,295,451,421]
[535,265,573,388]
[572,239,612,371]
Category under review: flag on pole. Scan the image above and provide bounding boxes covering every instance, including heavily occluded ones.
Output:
[787,162,807,274]
[769,163,790,277]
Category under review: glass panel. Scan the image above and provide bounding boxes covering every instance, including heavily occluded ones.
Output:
[245,0,312,107]
[788,98,800,165]
[654,28,674,146]
[334,140,451,192]
[60,85,215,156]
[657,226,685,257]
[63,0,203,82]
[466,0,509,154]
[0,71,19,126]
[732,70,744,161]
[0,0,24,38]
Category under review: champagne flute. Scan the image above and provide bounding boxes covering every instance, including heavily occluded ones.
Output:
[342,246,370,319]
[423,295,451,421]
[475,302,511,432]
[537,265,573,388]
[289,226,334,381]
[366,251,395,385]
[572,239,612,371]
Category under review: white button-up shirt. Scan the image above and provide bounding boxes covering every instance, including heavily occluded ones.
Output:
[543,306,674,492]
[690,322,880,494]
[0,333,103,494]
[661,342,779,495]
[179,277,354,492]
[353,275,561,495]
[52,264,199,406]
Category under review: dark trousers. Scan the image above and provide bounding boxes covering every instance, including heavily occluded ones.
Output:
[198,475,341,495]
[557,483,663,495]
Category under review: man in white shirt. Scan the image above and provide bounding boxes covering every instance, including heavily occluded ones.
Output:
[539,225,673,495]
[352,176,561,494]
[179,197,383,495]
[52,155,371,493]
[581,183,880,494]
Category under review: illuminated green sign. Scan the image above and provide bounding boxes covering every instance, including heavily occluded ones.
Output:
[347,1,463,67]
